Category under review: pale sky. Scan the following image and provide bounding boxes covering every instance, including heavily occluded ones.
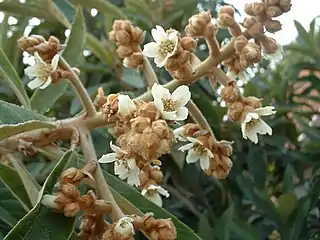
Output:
[228,0,320,45]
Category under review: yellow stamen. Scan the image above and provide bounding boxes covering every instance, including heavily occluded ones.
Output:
[158,40,175,56]
[162,98,177,112]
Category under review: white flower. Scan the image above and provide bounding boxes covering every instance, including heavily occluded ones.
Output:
[227,70,250,84]
[41,194,58,209]
[99,142,140,187]
[179,137,213,171]
[151,83,191,121]
[117,94,136,116]
[264,44,283,63]
[142,25,178,68]
[114,216,135,237]
[24,52,59,90]
[241,106,276,144]
[173,126,188,141]
[141,185,169,207]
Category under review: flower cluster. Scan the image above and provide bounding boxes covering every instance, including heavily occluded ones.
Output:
[109,20,145,68]
[221,83,276,144]
[175,123,233,178]
[99,83,190,204]
[143,25,198,80]
[217,6,242,37]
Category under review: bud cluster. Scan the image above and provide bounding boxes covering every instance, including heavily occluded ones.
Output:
[109,20,145,68]
[217,6,242,37]
[185,12,217,39]
[78,213,107,239]
[165,36,198,80]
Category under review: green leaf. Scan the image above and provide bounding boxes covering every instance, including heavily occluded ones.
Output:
[213,205,234,240]
[30,7,86,114]
[230,217,260,240]
[4,150,77,240]
[86,33,114,65]
[198,213,214,240]
[102,169,203,240]
[294,20,316,50]
[0,163,32,210]
[6,154,41,207]
[68,0,127,19]
[0,48,30,109]
[0,101,49,124]
[0,120,56,141]
[277,193,298,222]
[293,114,320,141]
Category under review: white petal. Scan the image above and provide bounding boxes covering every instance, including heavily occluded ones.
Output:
[172,85,191,108]
[167,30,178,41]
[24,65,38,78]
[51,54,60,71]
[175,107,188,121]
[246,128,259,144]
[141,189,148,196]
[255,106,276,116]
[151,83,171,100]
[115,162,128,179]
[142,42,159,58]
[186,149,200,163]
[186,137,200,144]
[154,54,168,68]
[34,52,46,64]
[178,142,194,152]
[154,98,164,112]
[206,149,214,158]
[199,153,210,170]
[254,119,272,135]
[39,76,52,89]
[146,192,163,207]
[110,142,122,154]
[41,194,58,209]
[156,186,170,197]
[241,121,247,139]
[127,170,140,187]
[152,25,167,43]
[27,78,43,89]
[162,111,177,120]
[114,217,135,236]
[118,94,136,116]
[98,153,117,163]
[173,127,187,141]
[123,57,129,67]
[127,158,138,171]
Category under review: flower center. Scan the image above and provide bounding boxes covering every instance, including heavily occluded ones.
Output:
[193,143,206,154]
[161,98,177,112]
[246,119,259,129]
[158,40,175,56]
[37,64,53,81]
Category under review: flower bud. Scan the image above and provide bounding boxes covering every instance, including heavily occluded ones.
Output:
[243,96,262,108]
[61,183,80,199]
[227,101,244,122]
[244,3,254,16]
[246,21,264,37]
[217,13,235,28]
[150,167,163,183]
[123,52,144,68]
[252,3,265,16]
[63,202,80,217]
[115,30,131,46]
[131,117,151,133]
[18,35,45,51]
[265,0,280,6]
[116,45,133,59]
[234,36,248,54]
[219,5,235,18]
[279,0,292,12]
[113,217,135,239]
[221,85,241,103]
[181,37,197,52]
[131,27,145,43]
[243,16,258,29]
[240,42,261,68]
[266,5,283,18]
[265,19,282,33]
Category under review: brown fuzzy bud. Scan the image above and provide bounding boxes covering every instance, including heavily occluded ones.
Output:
[266,5,283,18]
[218,141,233,156]
[227,101,244,122]
[243,96,262,108]
[123,52,144,68]
[221,86,241,103]
[252,3,265,16]
[132,27,145,43]
[150,167,163,183]
[115,30,132,46]
[243,16,258,28]
[219,5,235,18]
[240,42,261,68]
[279,0,292,12]
[181,37,197,52]
[247,21,264,37]
[265,19,282,33]
[149,219,177,240]
[131,117,151,133]
[136,102,161,121]
[244,3,255,16]
[152,120,172,139]
[185,12,214,38]
[18,35,45,51]
[95,87,108,108]
[265,0,280,6]
[63,202,80,217]
[234,36,248,54]
[61,183,80,199]
[217,13,235,28]
[116,45,133,59]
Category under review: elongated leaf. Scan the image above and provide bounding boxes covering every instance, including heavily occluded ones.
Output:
[198,213,214,240]
[7,154,41,207]
[0,49,30,109]
[213,205,234,240]
[68,0,127,19]
[294,20,316,50]
[102,169,202,240]
[0,100,49,124]
[86,34,113,65]
[4,151,77,240]
[0,163,32,210]
[230,217,260,240]
[30,7,86,113]
[0,120,56,141]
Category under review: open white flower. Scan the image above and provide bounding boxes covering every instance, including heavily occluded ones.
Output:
[24,52,59,90]
[241,106,276,144]
[141,185,169,207]
[264,44,283,63]
[142,25,178,68]
[227,70,250,84]
[99,142,140,186]
[152,83,191,121]
[114,216,135,237]
[179,137,213,171]
[173,126,188,141]
[117,94,136,116]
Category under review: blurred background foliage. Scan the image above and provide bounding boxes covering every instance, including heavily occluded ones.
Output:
[0,0,319,239]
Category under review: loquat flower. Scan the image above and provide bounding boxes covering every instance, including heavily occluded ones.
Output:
[141,185,169,207]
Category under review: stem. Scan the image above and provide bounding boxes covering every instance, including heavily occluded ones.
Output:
[140,47,159,87]
[211,67,233,86]
[187,100,216,140]
[78,126,124,221]
[205,37,220,57]
[59,57,97,118]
